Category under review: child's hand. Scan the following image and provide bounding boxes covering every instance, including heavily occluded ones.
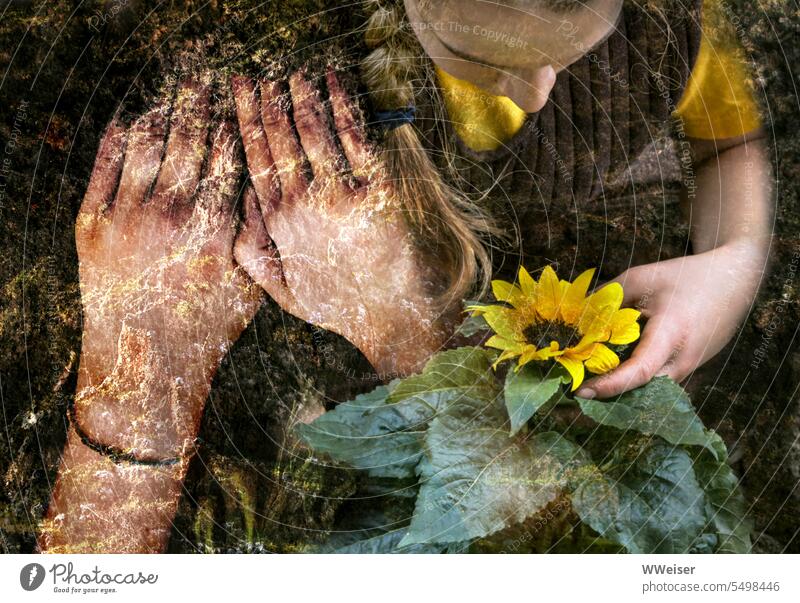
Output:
[575,244,765,399]
[232,69,448,376]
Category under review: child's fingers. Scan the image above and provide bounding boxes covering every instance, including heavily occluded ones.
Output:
[148,78,211,217]
[236,186,271,250]
[575,314,676,399]
[194,120,242,218]
[112,105,168,224]
[655,354,691,384]
[655,337,698,384]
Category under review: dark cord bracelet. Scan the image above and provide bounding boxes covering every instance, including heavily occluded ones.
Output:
[67,397,195,467]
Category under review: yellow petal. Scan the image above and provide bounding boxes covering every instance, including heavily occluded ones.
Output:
[492,348,524,369]
[560,268,596,325]
[518,266,536,298]
[491,279,526,309]
[480,306,526,341]
[577,304,600,334]
[557,356,585,391]
[536,341,563,360]
[559,281,570,312]
[517,344,542,369]
[586,282,624,315]
[584,343,620,374]
[609,308,642,345]
[536,266,561,321]
[564,337,598,361]
[580,304,616,343]
[484,335,524,352]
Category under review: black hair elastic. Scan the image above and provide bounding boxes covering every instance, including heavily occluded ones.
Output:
[374,106,416,131]
[67,397,192,467]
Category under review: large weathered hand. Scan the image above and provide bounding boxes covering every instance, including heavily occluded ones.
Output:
[232,69,447,377]
[72,78,262,458]
[40,78,262,553]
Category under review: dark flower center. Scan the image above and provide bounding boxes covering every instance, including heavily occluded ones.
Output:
[523,321,581,350]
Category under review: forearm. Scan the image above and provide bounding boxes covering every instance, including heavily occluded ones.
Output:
[39,327,215,553]
[687,137,772,306]
[38,429,189,553]
[689,136,772,256]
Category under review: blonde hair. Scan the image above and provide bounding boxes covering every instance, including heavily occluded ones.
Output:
[360,0,497,307]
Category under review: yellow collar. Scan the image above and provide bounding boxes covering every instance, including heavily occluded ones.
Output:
[436,66,528,152]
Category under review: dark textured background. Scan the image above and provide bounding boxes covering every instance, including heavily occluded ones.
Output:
[0,0,798,553]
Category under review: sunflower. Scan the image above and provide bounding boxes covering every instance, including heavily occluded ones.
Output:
[468,266,641,391]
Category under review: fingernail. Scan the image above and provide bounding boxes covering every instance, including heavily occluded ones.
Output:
[575,388,596,399]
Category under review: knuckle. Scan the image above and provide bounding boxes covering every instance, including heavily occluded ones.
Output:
[592,371,618,392]
[675,324,691,345]
[673,355,695,379]
[292,96,321,125]
[293,103,314,124]
[260,102,289,129]
[633,361,656,384]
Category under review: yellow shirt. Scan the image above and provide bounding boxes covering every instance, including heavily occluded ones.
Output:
[438,1,762,152]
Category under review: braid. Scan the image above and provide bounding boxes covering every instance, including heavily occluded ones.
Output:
[360,0,496,308]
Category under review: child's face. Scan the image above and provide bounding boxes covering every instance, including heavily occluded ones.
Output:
[405,0,624,112]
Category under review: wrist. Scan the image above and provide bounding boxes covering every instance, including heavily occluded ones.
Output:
[360,299,457,378]
[704,240,770,282]
[74,324,213,461]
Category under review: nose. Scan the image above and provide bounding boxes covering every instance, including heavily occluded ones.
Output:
[497,65,556,113]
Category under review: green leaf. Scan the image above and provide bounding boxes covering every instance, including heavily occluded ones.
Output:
[536,431,598,486]
[571,438,708,553]
[321,525,463,554]
[692,435,752,553]
[387,347,498,407]
[296,347,499,479]
[295,383,426,478]
[400,392,569,546]
[299,347,746,555]
[323,527,418,553]
[455,311,489,338]
[311,501,467,553]
[313,483,471,554]
[576,377,721,459]
[504,364,564,436]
